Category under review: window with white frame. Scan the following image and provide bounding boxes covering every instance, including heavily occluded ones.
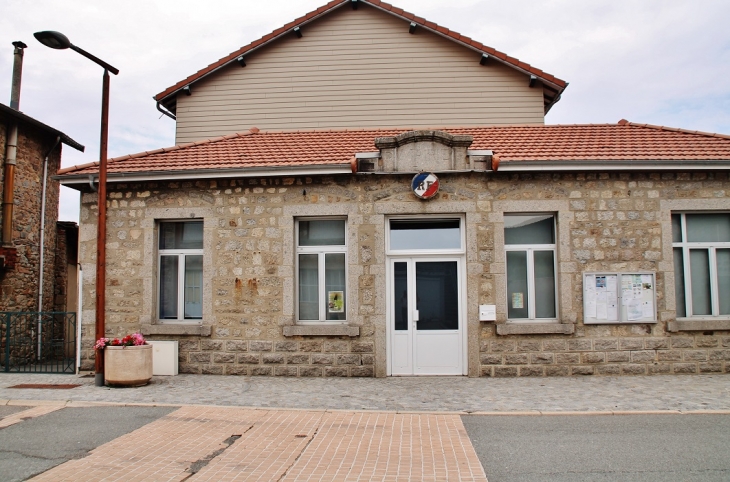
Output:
[296,218,347,322]
[672,213,730,318]
[158,221,203,322]
[504,214,557,321]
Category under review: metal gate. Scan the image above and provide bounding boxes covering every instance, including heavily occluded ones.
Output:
[1,312,77,373]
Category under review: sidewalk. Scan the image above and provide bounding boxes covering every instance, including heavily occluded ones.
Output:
[2,373,728,481]
[1,372,728,413]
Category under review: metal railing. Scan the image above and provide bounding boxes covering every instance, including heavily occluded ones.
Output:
[1,312,77,373]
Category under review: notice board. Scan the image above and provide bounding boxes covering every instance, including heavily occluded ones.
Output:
[583,272,657,324]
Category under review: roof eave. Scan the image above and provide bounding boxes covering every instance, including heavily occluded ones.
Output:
[154,0,350,108]
[154,0,567,110]
[497,159,730,172]
[0,103,85,152]
[56,163,355,188]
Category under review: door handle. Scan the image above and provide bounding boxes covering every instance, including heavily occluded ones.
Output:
[413,310,419,322]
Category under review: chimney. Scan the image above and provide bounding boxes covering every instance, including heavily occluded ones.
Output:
[10,41,27,110]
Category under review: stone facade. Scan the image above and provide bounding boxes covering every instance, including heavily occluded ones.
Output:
[77,168,730,376]
[0,120,62,313]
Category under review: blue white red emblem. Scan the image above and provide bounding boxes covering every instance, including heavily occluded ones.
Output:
[411,172,440,200]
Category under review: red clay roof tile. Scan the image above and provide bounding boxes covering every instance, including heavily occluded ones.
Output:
[58,122,730,178]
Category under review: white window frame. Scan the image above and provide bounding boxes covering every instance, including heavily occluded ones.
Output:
[672,212,730,319]
[157,220,204,324]
[386,215,465,255]
[295,217,348,324]
[504,214,558,323]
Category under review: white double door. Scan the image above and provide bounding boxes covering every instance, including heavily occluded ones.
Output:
[388,257,465,375]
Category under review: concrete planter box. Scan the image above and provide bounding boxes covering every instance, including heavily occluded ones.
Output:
[104,344,153,387]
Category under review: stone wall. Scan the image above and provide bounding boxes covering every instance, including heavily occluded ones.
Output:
[0,119,62,313]
[76,171,730,376]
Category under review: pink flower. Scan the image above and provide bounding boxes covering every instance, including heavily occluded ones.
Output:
[94,333,146,350]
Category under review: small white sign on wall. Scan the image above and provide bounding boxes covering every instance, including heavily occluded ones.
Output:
[583,272,656,324]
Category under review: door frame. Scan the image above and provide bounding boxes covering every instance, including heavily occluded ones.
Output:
[384,215,468,376]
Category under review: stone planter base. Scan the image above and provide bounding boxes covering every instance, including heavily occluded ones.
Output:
[104,344,153,387]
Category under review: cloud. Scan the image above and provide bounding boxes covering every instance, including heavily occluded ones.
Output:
[1,0,729,222]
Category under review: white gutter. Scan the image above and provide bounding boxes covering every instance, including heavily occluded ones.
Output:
[56,164,355,186]
[37,136,61,360]
[496,159,730,172]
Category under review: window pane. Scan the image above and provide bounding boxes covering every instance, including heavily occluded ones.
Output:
[718,249,730,315]
[534,250,556,318]
[394,262,408,330]
[686,214,730,243]
[673,248,686,317]
[299,220,345,246]
[689,249,711,315]
[159,255,178,319]
[298,254,319,320]
[389,219,461,250]
[159,221,203,249]
[184,255,203,319]
[416,261,459,330]
[671,214,682,243]
[505,215,554,245]
[325,253,346,321]
[507,251,529,319]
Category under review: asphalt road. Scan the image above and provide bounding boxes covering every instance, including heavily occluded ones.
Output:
[462,414,730,482]
[0,406,176,482]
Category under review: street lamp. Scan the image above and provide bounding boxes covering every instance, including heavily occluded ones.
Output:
[35,31,119,387]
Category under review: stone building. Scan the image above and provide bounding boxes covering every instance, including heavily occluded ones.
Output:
[59,0,730,377]
[0,102,83,313]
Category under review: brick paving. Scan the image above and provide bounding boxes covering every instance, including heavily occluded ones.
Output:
[2,373,728,480]
[29,406,487,482]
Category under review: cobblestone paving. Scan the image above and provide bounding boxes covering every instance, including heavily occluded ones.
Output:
[30,406,487,482]
[1,373,728,412]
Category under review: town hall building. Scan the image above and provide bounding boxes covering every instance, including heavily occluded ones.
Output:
[59,0,730,377]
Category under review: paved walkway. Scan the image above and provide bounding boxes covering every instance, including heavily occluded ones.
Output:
[1,373,729,413]
[28,406,487,482]
[1,374,729,480]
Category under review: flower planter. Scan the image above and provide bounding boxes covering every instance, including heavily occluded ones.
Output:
[104,344,153,387]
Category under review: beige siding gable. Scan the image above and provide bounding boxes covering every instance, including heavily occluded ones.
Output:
[175,3,544,144]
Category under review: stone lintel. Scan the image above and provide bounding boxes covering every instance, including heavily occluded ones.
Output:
[283,325,360,337]
[374,130,473,149]
[667,320,730,332]
[496,323,575,335]
[141,324,211,336]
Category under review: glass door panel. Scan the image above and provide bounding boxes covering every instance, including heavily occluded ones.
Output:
[394,262,408,330]
[415,261,458,330]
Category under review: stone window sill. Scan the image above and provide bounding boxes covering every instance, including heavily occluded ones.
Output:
[496,323,575,335]
[668,319,730,332]
[140,324,211,336]
[283,325,359,337]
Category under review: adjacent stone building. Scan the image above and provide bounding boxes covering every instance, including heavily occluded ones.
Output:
[0,103,83,312]
[59,0,730,377]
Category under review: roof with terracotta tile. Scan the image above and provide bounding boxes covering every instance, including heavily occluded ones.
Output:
[57,121,730,179]
[154,0,567,112]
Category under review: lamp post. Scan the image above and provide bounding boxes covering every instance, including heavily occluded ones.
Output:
[34,31,119,387]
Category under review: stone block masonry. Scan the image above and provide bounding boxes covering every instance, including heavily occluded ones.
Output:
[0,122,62,313]
[76,170,730,377]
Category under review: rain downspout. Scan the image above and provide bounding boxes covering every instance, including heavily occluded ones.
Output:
[2,41,26,247]
[37,136,61,359]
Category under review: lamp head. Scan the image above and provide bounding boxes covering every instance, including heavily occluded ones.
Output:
[34,31,71,50]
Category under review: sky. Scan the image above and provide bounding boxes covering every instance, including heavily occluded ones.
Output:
[1,0,729,222]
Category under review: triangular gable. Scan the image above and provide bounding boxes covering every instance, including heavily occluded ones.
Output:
[155,0,567,116]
